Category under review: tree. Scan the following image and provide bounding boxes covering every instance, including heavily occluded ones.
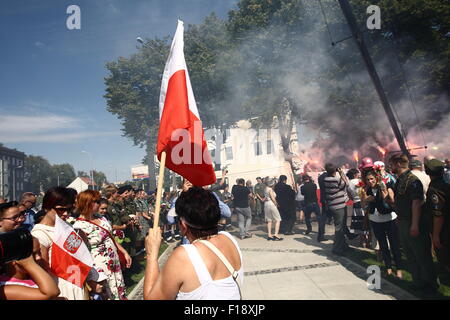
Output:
[92,170,108,189]
[50,164,76,187]
[104,14,233,190]
[24,155,54,194]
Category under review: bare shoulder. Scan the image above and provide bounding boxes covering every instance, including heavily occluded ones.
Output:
[165,245,189,268]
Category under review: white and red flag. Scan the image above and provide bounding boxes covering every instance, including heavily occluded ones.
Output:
[157,20,216,186]
[50,214,93,288]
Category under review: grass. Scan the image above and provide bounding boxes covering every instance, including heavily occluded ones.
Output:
[345,246,450,300]
[123,242,169,295]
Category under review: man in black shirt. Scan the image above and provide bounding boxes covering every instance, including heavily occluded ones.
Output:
[232,178,253,240]
[274,175,297,235]
[301,175,325,241]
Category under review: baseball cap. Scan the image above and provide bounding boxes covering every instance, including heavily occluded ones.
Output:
[359,157,374,170]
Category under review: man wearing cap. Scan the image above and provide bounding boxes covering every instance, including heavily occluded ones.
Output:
[425,159,450,279]
[389,153,438,293]
[410,159,431,200]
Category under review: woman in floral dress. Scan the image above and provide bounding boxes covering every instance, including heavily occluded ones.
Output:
[73,190,131,300]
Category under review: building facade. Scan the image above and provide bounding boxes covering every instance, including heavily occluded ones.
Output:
[0,146,25,201]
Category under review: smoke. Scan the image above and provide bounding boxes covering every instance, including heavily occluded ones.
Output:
[204,0,450,169]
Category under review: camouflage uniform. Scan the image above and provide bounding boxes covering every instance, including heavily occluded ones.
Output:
[425,160,450,271]
[394,169,437,291]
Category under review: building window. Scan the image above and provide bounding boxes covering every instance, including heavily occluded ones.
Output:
[267,140,274,154]
[225,147,233,160]
[254,142,262,156]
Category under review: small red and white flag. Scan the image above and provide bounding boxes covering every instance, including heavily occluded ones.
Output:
[157,20,216,186]
[50,214,93,288]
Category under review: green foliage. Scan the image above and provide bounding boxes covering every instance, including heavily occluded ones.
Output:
[104,0,450,166]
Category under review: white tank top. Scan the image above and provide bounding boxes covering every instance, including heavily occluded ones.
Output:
[176,231,244,300]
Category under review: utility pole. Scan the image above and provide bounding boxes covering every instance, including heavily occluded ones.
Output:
[338,0,411,158]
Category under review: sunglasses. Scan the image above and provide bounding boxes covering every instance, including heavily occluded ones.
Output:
[54,207,73,214]
[1,210,26,222]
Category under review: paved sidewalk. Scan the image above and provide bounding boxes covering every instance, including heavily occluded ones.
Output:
[131,219,416,300]
[235,220,415,300]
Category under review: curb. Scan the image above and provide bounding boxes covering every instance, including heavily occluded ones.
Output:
[128,242,178,300]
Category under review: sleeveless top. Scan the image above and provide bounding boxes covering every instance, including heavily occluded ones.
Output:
[176,231,243,300]
[264,187,273,203]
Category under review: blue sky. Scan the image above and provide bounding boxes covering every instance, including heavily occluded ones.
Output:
[0,0,237,182]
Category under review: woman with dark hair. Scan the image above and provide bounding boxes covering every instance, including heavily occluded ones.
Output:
[31,187,103,300]
[73,190,131,300]
[0,201,25,233]
[143,187,243,300]
[362,171,403,279]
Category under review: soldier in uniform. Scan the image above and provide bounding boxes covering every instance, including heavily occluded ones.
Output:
[119,186,141,257]
[389,153,438,293]
[424,159,450,282]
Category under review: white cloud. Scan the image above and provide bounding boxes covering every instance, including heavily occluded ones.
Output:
[0,113,119,143]
[35,41,46,49]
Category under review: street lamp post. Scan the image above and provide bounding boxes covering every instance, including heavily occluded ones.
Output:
[81,151,94,190]
[57,172,65,187]
[12,165,23,201]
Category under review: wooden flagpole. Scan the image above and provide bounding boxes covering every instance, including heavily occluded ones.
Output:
[152,150,167,229]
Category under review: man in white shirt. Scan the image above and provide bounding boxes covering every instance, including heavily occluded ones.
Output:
[410,159,431,201]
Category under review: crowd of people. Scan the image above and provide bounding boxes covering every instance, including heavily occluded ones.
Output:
[0,155,449,299]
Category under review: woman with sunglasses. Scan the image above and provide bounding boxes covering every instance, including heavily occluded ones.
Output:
[73,190,131,300]
[31,187,104,300]
[0,201,26,233]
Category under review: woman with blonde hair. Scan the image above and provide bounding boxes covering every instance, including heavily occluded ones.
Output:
[73,190,131,300]
[264,179,283,241]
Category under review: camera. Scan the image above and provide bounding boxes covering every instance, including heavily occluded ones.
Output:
[0,228,34,265]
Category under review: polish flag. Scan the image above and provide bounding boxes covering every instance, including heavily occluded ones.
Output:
[157,20,216,186]
[50,215,93,288]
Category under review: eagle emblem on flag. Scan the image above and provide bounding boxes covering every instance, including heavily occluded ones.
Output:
[63,231,83,254]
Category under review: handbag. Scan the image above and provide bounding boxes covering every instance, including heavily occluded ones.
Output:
[76,218,128,269]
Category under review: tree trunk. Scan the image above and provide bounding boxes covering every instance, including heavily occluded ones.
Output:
[277,99,298,190]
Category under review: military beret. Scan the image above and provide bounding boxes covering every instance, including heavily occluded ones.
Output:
[117,185,133,195]
[424,159,445,174]
[409,159,422,168]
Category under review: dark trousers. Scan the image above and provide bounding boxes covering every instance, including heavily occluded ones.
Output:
[370,219,402,269]
[304,202,325,237]
[330,206,349,254]
[398,219,437,290]
[279,206,296,233]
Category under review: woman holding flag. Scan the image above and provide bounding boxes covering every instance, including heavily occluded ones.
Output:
[143,187,243,300]
[31,187,106,300]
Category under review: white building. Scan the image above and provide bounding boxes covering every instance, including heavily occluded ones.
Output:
[67,177,96,193]
[206,120,297,186]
